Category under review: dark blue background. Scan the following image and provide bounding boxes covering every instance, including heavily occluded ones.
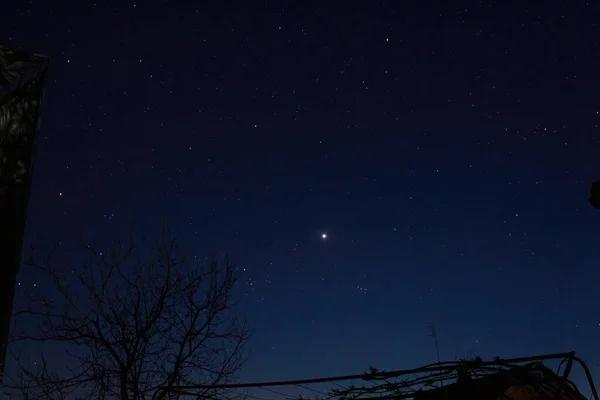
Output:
[2,0,599,396]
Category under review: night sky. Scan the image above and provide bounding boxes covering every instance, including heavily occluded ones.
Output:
[2,0,600,395]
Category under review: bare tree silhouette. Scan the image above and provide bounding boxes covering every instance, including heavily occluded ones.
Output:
[5,225,251,400]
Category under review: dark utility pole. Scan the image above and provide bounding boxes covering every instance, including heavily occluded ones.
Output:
[590,181,600,210]
[0,45,49,382]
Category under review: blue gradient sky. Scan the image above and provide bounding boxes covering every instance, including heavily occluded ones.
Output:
[2,0,600,396]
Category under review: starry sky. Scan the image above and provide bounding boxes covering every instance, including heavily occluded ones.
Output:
[2,0,600,395]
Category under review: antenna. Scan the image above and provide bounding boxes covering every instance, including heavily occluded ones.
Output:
[428,322,444,388]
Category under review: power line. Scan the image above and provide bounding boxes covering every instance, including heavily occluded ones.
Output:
[161,351,577,391]
[296,383,331,397]
[258,385,299,399]
[332,381,347,390]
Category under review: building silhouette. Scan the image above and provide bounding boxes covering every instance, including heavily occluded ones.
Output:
[0,45,49,382]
